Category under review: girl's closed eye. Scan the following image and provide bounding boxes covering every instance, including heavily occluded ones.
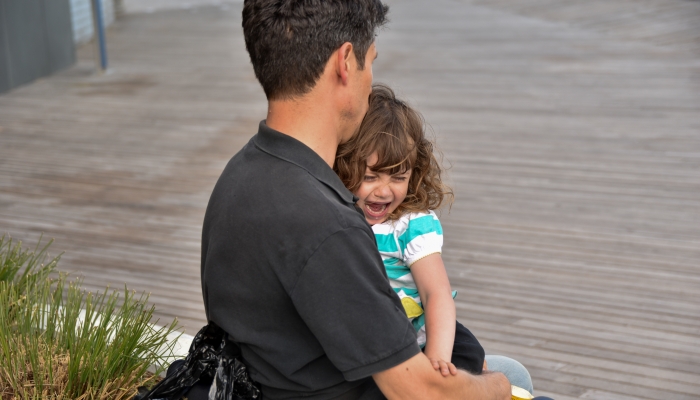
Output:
[392,170,411,182]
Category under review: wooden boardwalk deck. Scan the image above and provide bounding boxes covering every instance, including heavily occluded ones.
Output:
[1,0,698,398]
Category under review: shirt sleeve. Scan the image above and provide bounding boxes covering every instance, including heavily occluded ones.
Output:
[399,212,444,267]
[290,227,421,381]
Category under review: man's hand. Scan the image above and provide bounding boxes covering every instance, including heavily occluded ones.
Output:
[428,356,457,376]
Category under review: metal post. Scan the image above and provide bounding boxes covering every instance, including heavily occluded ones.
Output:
[90,0,108,72]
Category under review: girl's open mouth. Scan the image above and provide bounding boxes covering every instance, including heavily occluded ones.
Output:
[365,202,390,219]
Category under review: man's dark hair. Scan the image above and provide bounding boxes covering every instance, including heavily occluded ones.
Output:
[242,0,389,100]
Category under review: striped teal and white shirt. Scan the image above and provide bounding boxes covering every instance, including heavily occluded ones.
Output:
[372,211,457,348]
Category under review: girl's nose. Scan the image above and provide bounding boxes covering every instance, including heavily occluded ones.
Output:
[373,183,391,198]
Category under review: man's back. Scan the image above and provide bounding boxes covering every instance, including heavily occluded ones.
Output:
[201,123,419,399]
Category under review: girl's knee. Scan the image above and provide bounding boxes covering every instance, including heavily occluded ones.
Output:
[484,355,533,394]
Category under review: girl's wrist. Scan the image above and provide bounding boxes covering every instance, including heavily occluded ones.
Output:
[424,349,451,362]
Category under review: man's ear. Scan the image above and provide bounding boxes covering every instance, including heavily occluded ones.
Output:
[336,42,354,85]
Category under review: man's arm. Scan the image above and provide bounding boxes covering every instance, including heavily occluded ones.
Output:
[373,352,511,400]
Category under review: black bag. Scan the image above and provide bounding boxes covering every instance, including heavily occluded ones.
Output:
[134,323,261,400]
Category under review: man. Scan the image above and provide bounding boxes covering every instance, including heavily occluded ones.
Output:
[200,1,511,399]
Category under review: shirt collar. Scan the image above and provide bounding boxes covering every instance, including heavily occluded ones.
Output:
[253,121,357,204]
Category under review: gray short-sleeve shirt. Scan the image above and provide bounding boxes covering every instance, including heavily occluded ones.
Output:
[201,122,420,399]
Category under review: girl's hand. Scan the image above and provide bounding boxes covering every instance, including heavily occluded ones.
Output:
[428,357,458,376]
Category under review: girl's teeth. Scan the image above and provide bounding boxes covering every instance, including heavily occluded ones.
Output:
[367,203,387,213]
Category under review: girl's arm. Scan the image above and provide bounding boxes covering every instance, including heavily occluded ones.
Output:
[411,253,457,375]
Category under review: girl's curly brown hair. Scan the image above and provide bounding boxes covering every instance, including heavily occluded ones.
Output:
[334,84,453,221]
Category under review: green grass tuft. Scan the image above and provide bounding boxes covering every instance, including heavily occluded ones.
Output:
[0,235,180,399]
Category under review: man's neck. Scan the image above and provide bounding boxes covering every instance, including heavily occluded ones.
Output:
[266,94,349,168]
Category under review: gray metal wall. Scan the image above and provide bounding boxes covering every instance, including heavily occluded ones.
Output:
[0,0,76,94]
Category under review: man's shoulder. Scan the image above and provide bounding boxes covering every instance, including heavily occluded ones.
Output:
[281,177,373,248]
[207,140,369,242]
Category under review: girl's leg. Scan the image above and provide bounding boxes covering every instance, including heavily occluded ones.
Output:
[484,355,533,394]
[451,321,485,374]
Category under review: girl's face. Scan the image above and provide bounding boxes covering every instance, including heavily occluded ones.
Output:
[354,152,412,225]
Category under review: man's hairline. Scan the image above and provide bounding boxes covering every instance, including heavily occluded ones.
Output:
[266,40,377,102]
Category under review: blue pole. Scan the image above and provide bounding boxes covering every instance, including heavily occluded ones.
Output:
[92,0,108,70]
